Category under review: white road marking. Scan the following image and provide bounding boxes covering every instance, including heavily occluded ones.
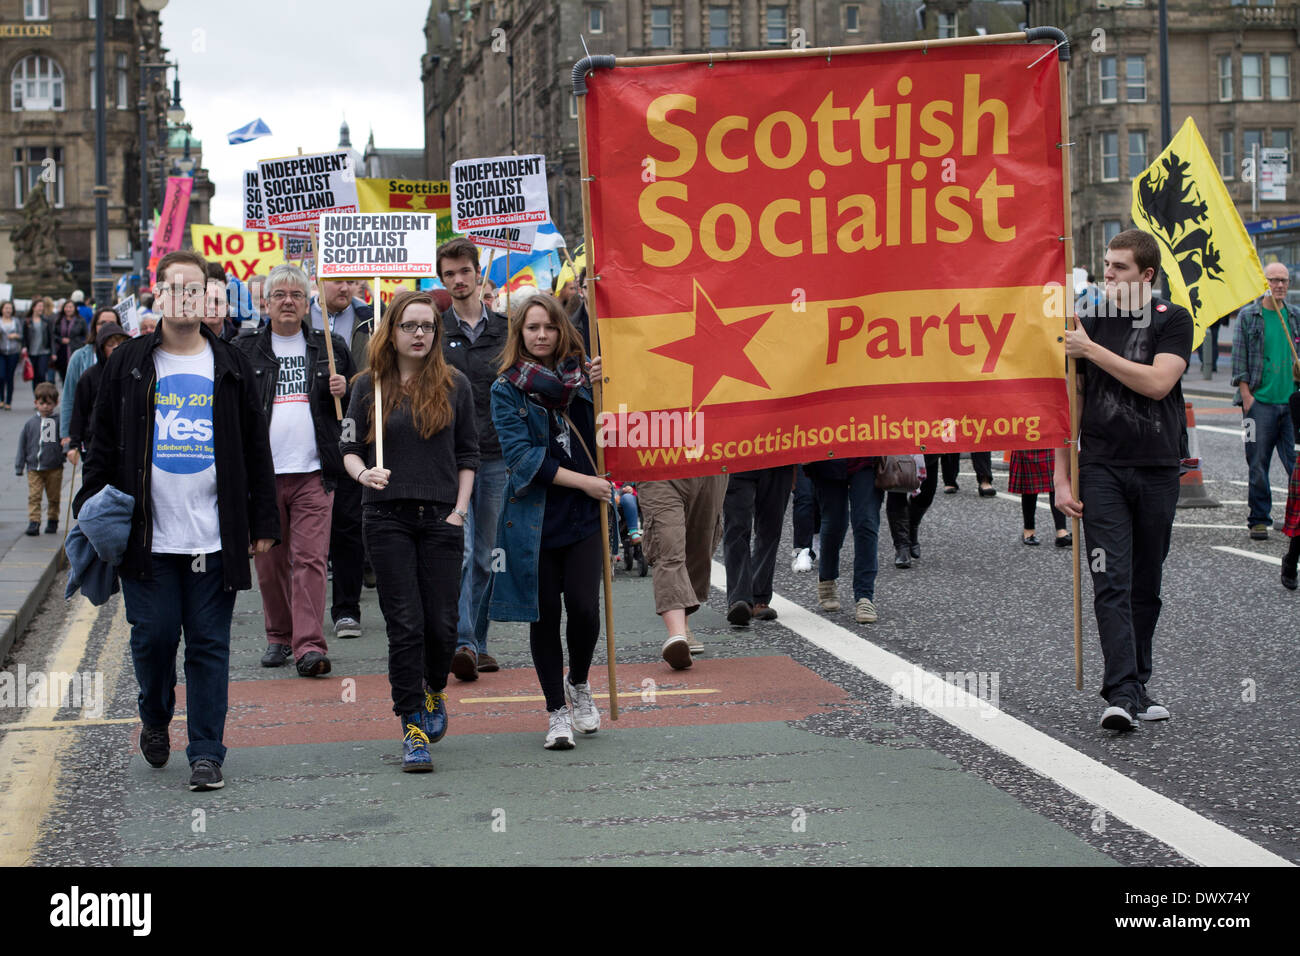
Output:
[1212,546,1282,567]
[1209,479,1288,494]
[712,561,1291,867]
[1197,424,1247,437]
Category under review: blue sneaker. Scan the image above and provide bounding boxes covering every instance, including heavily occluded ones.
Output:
[401,718,434,773]
[423,690,449,743]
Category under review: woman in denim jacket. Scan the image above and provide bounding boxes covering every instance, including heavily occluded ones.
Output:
[489,293,613,751]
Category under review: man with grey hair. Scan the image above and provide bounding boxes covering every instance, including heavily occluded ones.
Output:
[235,264,354,677]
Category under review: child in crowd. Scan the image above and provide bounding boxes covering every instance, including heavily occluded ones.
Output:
[15,381,65,536]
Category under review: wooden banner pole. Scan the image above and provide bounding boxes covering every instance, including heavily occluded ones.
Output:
[1057,55,1083,693]
[311,223,343,420]
[505,248,511,317]
[576,89,618,721]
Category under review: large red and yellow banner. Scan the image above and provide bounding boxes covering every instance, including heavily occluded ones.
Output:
[584,43,1070,479]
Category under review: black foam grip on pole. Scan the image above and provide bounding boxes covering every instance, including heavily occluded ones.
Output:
[1024,26,1070,62]
[572,55,617,96]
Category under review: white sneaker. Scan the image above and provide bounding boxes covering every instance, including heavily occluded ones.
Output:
[661,635,692,670]
[564,677,601,734]
[1100,705,1138,731]
[792,547,813,573]
[855,597,878,623]
[544,708,576,749]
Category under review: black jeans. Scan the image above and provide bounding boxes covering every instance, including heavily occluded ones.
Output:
[1079,463,1180,710]
[364,500,463,716]
[792,464,820,550]
[532,531,603,712]
[885,454,940,548]
[330,477,365,623]
[723,465,793,607]
[941,452,992,486]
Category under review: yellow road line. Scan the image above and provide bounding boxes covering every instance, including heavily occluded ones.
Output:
[0,597,113,866]
[0,715,176,732]
[458,688,720,704]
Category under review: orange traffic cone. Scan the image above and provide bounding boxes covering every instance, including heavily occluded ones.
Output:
[1177,402,1220,509]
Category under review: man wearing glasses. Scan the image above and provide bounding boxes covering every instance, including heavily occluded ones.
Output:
[312,278,376,638]
[1232,263,1298,540]
[236,265,354,676]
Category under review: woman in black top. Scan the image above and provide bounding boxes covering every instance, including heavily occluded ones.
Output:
[67,322,128,466]
[490,293,613,751]
[341,290,478,773]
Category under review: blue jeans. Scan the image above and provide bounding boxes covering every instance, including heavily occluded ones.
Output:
[457,455,508,653]
[813,466,884,601]
[1244,400,1296,527]
[618,492,639,535]
[120,552,237,766]
[0,351,22,405]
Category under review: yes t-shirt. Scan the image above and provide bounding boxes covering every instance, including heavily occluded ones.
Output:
[151,344,221,554]
[268,331,321,474]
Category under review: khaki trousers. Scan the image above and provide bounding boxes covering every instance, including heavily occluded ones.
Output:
[639,475,728,615]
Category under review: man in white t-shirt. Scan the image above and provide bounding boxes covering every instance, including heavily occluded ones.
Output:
[75,250,279,793]
[235,265,352,678]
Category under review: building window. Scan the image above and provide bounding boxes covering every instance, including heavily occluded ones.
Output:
[569,93,578,119]
[1125,56,1146,101]
[1242,54,1263,100]
[24,0,49,19]
[1219,54,1233,100]
[650,6,671,48]
[1100,131,1119,181]
[709,5,729,46]
[1271,129,1292,172]
[116,53,128,110]
[1102,220,1122,254]
[766,5,787,46]
[12,146,64,207]
[844,4,860,32]
[1220,129,1235,179]
[588,6,603,34]
[937,12,958,39]
[1128,130,1148,178]
[11,56,64,111]
[1098,56,1117,103]
[1243,129,1263,171]
[1270,53,1290,99]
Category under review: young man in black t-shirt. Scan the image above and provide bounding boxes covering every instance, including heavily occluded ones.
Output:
[1054,229,1194,732]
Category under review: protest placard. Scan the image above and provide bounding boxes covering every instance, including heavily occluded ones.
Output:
[357,178,455,243]
[469,223,537,254]
[113,294,140,335]
[257,150,360,234]
[243,170,265,231]
[450,154,549,231]
[191,225,288,279]
[317,213,438,278]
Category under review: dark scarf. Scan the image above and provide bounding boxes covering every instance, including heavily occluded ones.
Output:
[503,353,586,411]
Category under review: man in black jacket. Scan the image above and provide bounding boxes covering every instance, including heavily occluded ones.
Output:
[438,237,508,680]
[76,249,279,792]
[311,278,375,637]
[235,264,352,676]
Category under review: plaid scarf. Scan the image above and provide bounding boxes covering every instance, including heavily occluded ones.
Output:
[502,353,585,411]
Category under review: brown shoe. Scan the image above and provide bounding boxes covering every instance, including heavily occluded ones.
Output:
[450,646,478,682]
[476,652,499,673]
[752,603,778,621]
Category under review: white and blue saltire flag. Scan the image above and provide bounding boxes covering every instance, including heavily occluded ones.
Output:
[227,118,272,145]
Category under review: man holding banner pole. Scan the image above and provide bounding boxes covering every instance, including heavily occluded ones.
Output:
[437,237,509,680]
[1054,229,1192,732]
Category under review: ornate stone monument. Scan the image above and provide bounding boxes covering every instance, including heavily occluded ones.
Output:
[7,188,72,300]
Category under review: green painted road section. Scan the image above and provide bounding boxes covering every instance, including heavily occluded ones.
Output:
[25,563,1120,866]
[112,720,1111,866]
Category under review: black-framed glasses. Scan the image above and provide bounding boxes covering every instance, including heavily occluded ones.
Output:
[397,322,437,335]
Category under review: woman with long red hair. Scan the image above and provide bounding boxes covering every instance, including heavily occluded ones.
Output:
[341,290,479,772]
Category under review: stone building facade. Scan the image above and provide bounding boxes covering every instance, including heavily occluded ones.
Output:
[0,0,195,297]
[425,0,1297,278]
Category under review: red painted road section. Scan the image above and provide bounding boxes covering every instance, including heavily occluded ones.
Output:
[145,655,855,751]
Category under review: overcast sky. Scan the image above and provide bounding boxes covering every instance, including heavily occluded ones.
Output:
[159,1,428,227]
